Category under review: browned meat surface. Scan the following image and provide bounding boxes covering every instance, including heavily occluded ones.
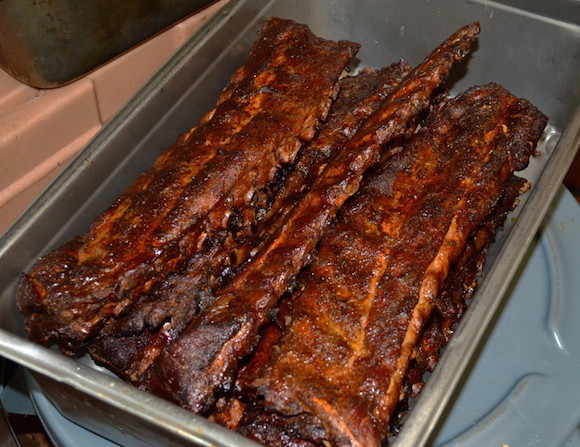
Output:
[391,175,530,434]
[147,23,481,414]
[249,63,412,250]
[236,84,547,447]
[16,15,550,446]
[223,177,529,439]
[87,62,412,384]
[17,18,359,353]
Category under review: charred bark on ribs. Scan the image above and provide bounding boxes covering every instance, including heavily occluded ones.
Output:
[15,16,551,447]
[87,61,413,384]
[235,84,547,447]
[392,174,530,434]
[17,18,359,354]
[147,22,481,414]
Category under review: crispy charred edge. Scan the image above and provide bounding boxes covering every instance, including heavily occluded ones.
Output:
[17,18,359,351]
[234,85,547,447]
[86,63,411,385]
[145,23,481,414]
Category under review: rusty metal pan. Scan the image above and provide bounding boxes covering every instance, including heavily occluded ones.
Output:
[0,0,578,445]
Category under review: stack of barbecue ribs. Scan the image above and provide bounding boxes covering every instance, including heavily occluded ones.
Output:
[18,18,547,446]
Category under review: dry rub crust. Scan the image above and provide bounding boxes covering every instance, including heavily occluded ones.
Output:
[17,18,359,353]
[87,61,412,385]
[146,22,481,415]
[16,16,550,447]
[237,83,547,447]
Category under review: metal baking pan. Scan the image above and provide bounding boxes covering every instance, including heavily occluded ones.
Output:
[0,0,578,446]
[0,0,217,88]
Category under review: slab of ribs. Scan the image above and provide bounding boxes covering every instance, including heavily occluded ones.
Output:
[17,16,548,446]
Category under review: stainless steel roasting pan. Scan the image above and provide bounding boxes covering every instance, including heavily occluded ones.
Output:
[0,0,578,445]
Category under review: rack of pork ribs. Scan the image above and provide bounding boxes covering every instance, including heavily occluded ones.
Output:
[18,17,548,447]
